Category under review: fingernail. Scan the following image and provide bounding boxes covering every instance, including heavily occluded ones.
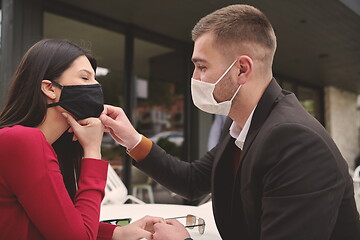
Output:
[62,113,68,118]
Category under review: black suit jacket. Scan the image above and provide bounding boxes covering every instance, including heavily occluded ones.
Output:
[135,79,360,239]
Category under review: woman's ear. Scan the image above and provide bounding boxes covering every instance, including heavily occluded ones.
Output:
[41,80,57,100]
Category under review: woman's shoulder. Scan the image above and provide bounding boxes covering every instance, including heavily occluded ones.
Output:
[0,125,45,145]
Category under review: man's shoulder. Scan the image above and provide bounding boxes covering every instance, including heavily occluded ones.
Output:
[267,93,323,131]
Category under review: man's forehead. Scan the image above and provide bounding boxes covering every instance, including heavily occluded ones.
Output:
[192,33,219,63]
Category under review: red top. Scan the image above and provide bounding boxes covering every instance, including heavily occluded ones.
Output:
[0,125,116,239]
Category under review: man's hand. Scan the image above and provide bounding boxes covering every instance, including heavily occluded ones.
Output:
[100,105,141,150]
[153,219,191,240]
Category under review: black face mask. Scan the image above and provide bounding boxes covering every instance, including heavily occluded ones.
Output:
[47,81,104,120]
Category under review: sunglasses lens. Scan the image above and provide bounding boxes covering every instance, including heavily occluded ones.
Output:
[186,215,196,229]
[198,218,205,234]
[116,219,131,226]
[102,218,131,226]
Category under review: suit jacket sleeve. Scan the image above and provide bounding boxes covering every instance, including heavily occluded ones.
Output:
[134,118,232,201]
[134,143,214,201]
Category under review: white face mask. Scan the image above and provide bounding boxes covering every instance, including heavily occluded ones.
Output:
[191,60,242,115]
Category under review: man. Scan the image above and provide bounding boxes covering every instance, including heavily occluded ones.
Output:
[100,4,360,240]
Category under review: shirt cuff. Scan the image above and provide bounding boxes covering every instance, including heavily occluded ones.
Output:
[127,134,142,152]
[126,135,152,162]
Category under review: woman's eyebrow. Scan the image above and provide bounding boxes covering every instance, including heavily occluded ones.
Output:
[78,69,95,76]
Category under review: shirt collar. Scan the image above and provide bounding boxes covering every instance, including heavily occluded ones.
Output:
[229,107,256,150]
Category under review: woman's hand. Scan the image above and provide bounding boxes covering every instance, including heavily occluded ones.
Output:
[111,215,165,240]
[62,113,104,159]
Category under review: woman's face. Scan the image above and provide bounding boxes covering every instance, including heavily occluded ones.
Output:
[50,55,100,119]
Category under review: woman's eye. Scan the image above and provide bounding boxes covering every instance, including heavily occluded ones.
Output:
[82,77,89,80]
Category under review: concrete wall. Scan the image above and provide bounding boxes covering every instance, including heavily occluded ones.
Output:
[325,86,359,169]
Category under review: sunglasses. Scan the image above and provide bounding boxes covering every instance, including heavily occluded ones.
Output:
[101,218,132,227]
[166,214,205,235]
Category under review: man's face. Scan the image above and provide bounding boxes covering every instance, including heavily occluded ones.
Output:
[191,32,238,103]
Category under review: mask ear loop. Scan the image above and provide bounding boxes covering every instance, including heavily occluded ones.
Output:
[47,80,63,108]
[50,80,64,90]
[213,60,237,85]
[229,84,242,102]
[214,59,241,101]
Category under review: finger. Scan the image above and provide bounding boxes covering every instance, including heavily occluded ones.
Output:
[144,218,165,233]
[62,113,80,130]
[103,105,123,119]
[99,114,108,125]
[77,118,92,126]
[147,216,166,225]
[155,217,166,224]
[137,229,153,240]
[99,113,118,128]
[68,127,74,133]
[102,104,117,115]
[102,105,108,115]
[103,104,115,115]
[153,222,167,231]
[165,219,180,225]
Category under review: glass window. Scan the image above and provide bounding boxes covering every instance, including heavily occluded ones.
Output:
[282,81,295,93]
[131,38,187,203]
[43,12,126,175]
[297,86,322,121]
[133,38,185,159]
[280,79,322,122]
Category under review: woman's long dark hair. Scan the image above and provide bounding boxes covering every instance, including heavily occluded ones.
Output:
[0,39,97,199]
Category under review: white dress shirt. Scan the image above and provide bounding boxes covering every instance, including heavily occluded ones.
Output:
[229,108,256,150]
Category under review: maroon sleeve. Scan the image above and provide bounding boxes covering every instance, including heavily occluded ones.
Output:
[1,127,113,240]
[97,222,117,240]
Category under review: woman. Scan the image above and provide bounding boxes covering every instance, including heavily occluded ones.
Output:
[0,39,163,240]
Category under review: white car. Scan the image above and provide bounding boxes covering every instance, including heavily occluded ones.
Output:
[149,131,184,146]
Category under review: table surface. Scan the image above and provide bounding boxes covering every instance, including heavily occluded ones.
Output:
[100,201,221,239]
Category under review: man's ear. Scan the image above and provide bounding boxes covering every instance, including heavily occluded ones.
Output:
[41,80,56,100]
[235,55,253,84]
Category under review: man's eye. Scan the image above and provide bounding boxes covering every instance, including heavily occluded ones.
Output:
[197,66,206,71]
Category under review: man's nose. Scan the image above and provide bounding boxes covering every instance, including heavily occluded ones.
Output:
[192,69,200,80]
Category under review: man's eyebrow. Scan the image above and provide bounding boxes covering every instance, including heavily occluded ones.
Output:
[191,57,208,64]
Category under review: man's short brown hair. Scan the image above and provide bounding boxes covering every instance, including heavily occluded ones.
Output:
[192,4,276,60]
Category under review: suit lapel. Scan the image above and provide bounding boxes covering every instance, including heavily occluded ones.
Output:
[212,135,231,175]
[235,79,283,174]
[211,132,236,238]
[211,118,233,190]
